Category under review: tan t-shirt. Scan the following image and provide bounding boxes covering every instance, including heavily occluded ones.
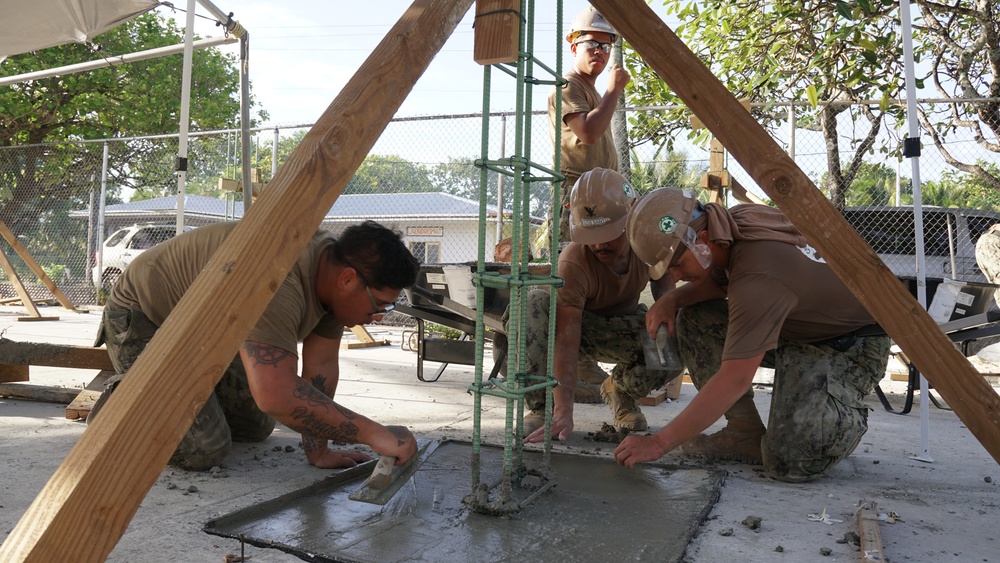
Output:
[722,239,875,360]
[109,222,344,356]
[557,242,650,315]
[548,70,618,185]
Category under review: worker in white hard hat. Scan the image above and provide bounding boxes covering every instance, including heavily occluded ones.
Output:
[517,168,678,442]
[547,6,631,249]
[613,188,891,482]
[546,6,633,395]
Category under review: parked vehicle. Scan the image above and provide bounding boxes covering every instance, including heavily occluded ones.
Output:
[842,206,1000,283]
[93,224,193,288]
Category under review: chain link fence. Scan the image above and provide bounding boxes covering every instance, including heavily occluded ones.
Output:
[1,99,998,309]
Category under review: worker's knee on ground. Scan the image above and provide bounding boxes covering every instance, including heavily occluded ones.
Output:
[170,394,233,471]
[761,445,840,483]
[230,416,276,443]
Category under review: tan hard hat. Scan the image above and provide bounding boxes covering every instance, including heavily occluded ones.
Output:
[569,168,636,245]
[625,187,699,280]
[566,6,618,43]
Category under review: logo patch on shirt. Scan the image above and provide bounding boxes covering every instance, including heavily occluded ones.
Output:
[659,216,678,235]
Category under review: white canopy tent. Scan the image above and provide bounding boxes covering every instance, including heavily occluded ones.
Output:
[0,0,254,235]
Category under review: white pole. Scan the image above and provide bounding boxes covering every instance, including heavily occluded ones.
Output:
[787,104,795,160]
[96,142,109,287]
[174,0,197,234]
[901,0,933,463]
[0,36,236,87]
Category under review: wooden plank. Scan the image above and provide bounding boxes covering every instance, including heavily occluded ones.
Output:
[592,0,1000,466]
[0,339,115,371]
[65,371,114,420]
[65,389,101,421]
[638,388,668,406]
[0,2,474,561]
[857,500,886,563]
[15,316,59,322]
[0,364,29,383]
[0,220,78,312]
[473,0,520,65]
[0,383,80,404]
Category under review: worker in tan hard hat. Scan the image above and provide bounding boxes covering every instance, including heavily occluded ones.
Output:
[547,6,632,393]
[517,168,678,442]
[613,188,891,482]
[547,5,631,249]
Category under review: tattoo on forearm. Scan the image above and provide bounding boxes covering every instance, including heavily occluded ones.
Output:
[301,434,326,452]
[290,406,359,443]
[388,425,408,447]
[243,342,293,367]
[311,374,328,393]
[292,381,332,411]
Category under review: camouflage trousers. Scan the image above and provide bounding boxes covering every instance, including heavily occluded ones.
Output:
[677,300,890,482]
[95,301,275,470]
[513,289,677,412]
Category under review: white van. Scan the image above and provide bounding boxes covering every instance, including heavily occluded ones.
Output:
[842,206,1000,284]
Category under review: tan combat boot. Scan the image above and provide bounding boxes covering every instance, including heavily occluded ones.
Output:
[600,377,647,432]
[573,359,608,403]
[681,396,766,464]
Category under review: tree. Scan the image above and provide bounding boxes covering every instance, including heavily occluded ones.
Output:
[842,161,898,207]
[625,0,907,209]
[0,13,263,237]
[345,154,434,194]
[627,148,704,194]
[914,0,1000,192]
[428,157,548,218]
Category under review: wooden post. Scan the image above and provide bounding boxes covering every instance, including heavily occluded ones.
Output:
[473,0,520,65]
[590,0,1000,464]
[0,1,474,561]
[0,220,78,312]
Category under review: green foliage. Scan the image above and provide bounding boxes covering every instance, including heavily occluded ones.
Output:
[345,154,434,195]
[0,12,265,241]
[628,148,704,194]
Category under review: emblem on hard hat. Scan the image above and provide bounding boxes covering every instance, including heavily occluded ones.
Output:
[622,182,635,199]
[659,216,678,234]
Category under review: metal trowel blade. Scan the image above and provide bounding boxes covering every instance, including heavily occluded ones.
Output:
[348,439,439,505]
[639,329,669,371]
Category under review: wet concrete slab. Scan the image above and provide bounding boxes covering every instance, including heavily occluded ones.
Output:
[206,441,726,562]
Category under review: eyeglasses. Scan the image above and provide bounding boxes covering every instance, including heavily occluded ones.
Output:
[348,263,395,315]
[574,40,612,54]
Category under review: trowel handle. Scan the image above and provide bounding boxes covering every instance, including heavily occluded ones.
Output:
[367,455,397,490]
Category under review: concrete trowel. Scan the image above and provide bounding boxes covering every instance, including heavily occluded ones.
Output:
[349,439,439,505]
[639,325,684,372]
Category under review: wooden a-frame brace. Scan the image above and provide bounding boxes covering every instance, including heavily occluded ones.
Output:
[590,0,1000,461]
[0,219,79,320]
[0,0,474,561]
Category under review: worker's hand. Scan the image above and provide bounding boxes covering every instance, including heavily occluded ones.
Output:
[523,411,574,444]
[646,292,679,337]
[371,424,418,465]
[614,433,667,468]
[306,446,372,469]
[606,64,631,96]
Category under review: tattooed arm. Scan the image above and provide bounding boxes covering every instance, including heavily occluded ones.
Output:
[240,338,417,469]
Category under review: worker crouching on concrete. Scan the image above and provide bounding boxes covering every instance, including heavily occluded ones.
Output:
[613,188,890,481]
[519,168,678,443]
[91,220,419,472]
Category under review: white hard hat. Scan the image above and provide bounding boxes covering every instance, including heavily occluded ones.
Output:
[566,6,618,44]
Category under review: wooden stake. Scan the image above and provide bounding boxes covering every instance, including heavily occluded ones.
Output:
[857,500,886,562]
[0,220,78,312]
[591,0,1000,464]
[0,1,474,561]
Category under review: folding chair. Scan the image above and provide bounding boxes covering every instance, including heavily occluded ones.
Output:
[874,278,1000,414]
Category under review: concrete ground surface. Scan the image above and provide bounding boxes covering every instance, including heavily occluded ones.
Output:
[1,305,999,562]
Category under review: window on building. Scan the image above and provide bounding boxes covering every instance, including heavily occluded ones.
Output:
[410,241,440,264]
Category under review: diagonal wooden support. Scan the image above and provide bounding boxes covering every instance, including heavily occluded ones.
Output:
[0,1,474,561]
[592,0,1000,464]
[0,220,78,313]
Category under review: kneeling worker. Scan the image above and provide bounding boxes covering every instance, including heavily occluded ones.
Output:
[614,188,890,482]
[92,220,420,471]
[520,168,677,443]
